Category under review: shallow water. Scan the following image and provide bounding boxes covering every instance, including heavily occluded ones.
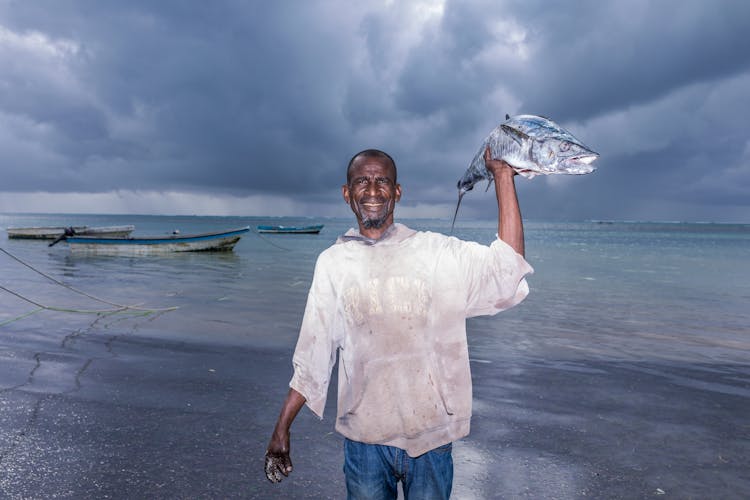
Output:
[2,214,748,358]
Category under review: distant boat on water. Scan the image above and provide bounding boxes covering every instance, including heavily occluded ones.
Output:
[6,225,135,240]
[256,224,324,234]
[65,227,250,256]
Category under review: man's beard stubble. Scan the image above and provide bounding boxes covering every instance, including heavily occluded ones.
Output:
[356,198,393,230]
[361,216,387,229]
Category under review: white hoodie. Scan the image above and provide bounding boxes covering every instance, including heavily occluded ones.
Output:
[290,223,533,457]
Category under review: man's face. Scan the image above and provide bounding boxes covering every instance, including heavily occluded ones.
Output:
[342,156,401,235]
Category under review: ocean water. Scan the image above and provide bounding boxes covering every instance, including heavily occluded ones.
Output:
[1,213,748,363]
[2,213,749,498]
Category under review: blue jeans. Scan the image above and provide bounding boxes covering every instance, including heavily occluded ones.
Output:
[343,439,453,500]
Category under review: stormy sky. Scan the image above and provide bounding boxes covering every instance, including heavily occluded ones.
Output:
[1,0,748,222]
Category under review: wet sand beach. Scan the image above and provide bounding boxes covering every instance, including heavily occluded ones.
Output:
[0,310,748,499]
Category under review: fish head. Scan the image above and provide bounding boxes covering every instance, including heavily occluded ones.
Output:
[531,136,599,174]
[505,115,599,174]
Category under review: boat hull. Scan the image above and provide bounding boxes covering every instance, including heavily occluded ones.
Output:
[256,224,323,234]
[66,227,250,256]
[7,225,135,239]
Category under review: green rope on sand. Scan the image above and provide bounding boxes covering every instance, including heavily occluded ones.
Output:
[0,308,44,327]
[0,247,179,327]
[0,247,178,312]
[0,282,176,327]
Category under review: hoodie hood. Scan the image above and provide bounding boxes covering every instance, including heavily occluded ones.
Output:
[336,223,417,246]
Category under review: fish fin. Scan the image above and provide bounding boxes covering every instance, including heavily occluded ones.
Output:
[501,124,530,146]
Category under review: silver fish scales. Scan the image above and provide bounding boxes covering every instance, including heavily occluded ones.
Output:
[451,114,599,230]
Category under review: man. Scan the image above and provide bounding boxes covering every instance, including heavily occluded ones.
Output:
[265,147,532,499]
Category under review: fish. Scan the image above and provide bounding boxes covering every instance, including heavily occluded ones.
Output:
[451,114,599,231]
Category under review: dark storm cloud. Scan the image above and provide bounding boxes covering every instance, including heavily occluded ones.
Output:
[0,0,748,221]
[497,0,750,121]
[1,1,357,195]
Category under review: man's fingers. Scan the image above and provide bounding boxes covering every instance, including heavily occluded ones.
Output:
[280,455,293,476]
[264,455,280,483]
[265,453,293,483]
[484,146,506,166]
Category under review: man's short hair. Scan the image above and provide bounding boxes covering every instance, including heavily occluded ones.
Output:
[346,149,398,184]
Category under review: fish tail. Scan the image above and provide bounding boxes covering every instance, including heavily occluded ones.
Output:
[450,191,465,234]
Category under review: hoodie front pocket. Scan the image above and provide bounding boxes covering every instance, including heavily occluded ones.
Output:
[340,355,454,440]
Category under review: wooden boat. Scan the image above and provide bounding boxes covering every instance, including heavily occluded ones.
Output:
[65,227,250,255]
[7,225,135,240]
[256,224,324,234]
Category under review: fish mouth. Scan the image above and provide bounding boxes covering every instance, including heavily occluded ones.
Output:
[573,153,599,165]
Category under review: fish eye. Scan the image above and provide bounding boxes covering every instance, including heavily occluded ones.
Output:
[560,141,571,152]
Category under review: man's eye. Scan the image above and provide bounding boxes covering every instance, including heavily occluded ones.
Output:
[376,178,390,185]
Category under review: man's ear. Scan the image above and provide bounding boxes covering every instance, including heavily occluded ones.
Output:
[395,183,402,202]
[342,184,351,204]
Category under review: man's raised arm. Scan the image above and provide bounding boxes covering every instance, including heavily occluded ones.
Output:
[484,145,525,257]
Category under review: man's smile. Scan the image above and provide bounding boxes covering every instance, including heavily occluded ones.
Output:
[360,199,387,210]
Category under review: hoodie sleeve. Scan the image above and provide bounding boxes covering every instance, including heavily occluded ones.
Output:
[450,236,534,318]
[289,252,339,418]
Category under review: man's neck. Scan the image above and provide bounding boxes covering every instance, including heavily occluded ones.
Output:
[357,220,395,240]
[357,221,396,241]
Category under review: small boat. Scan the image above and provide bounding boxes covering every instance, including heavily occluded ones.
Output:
[256,224,324,234]
[7,225,135,240]
[65,227,250,256]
